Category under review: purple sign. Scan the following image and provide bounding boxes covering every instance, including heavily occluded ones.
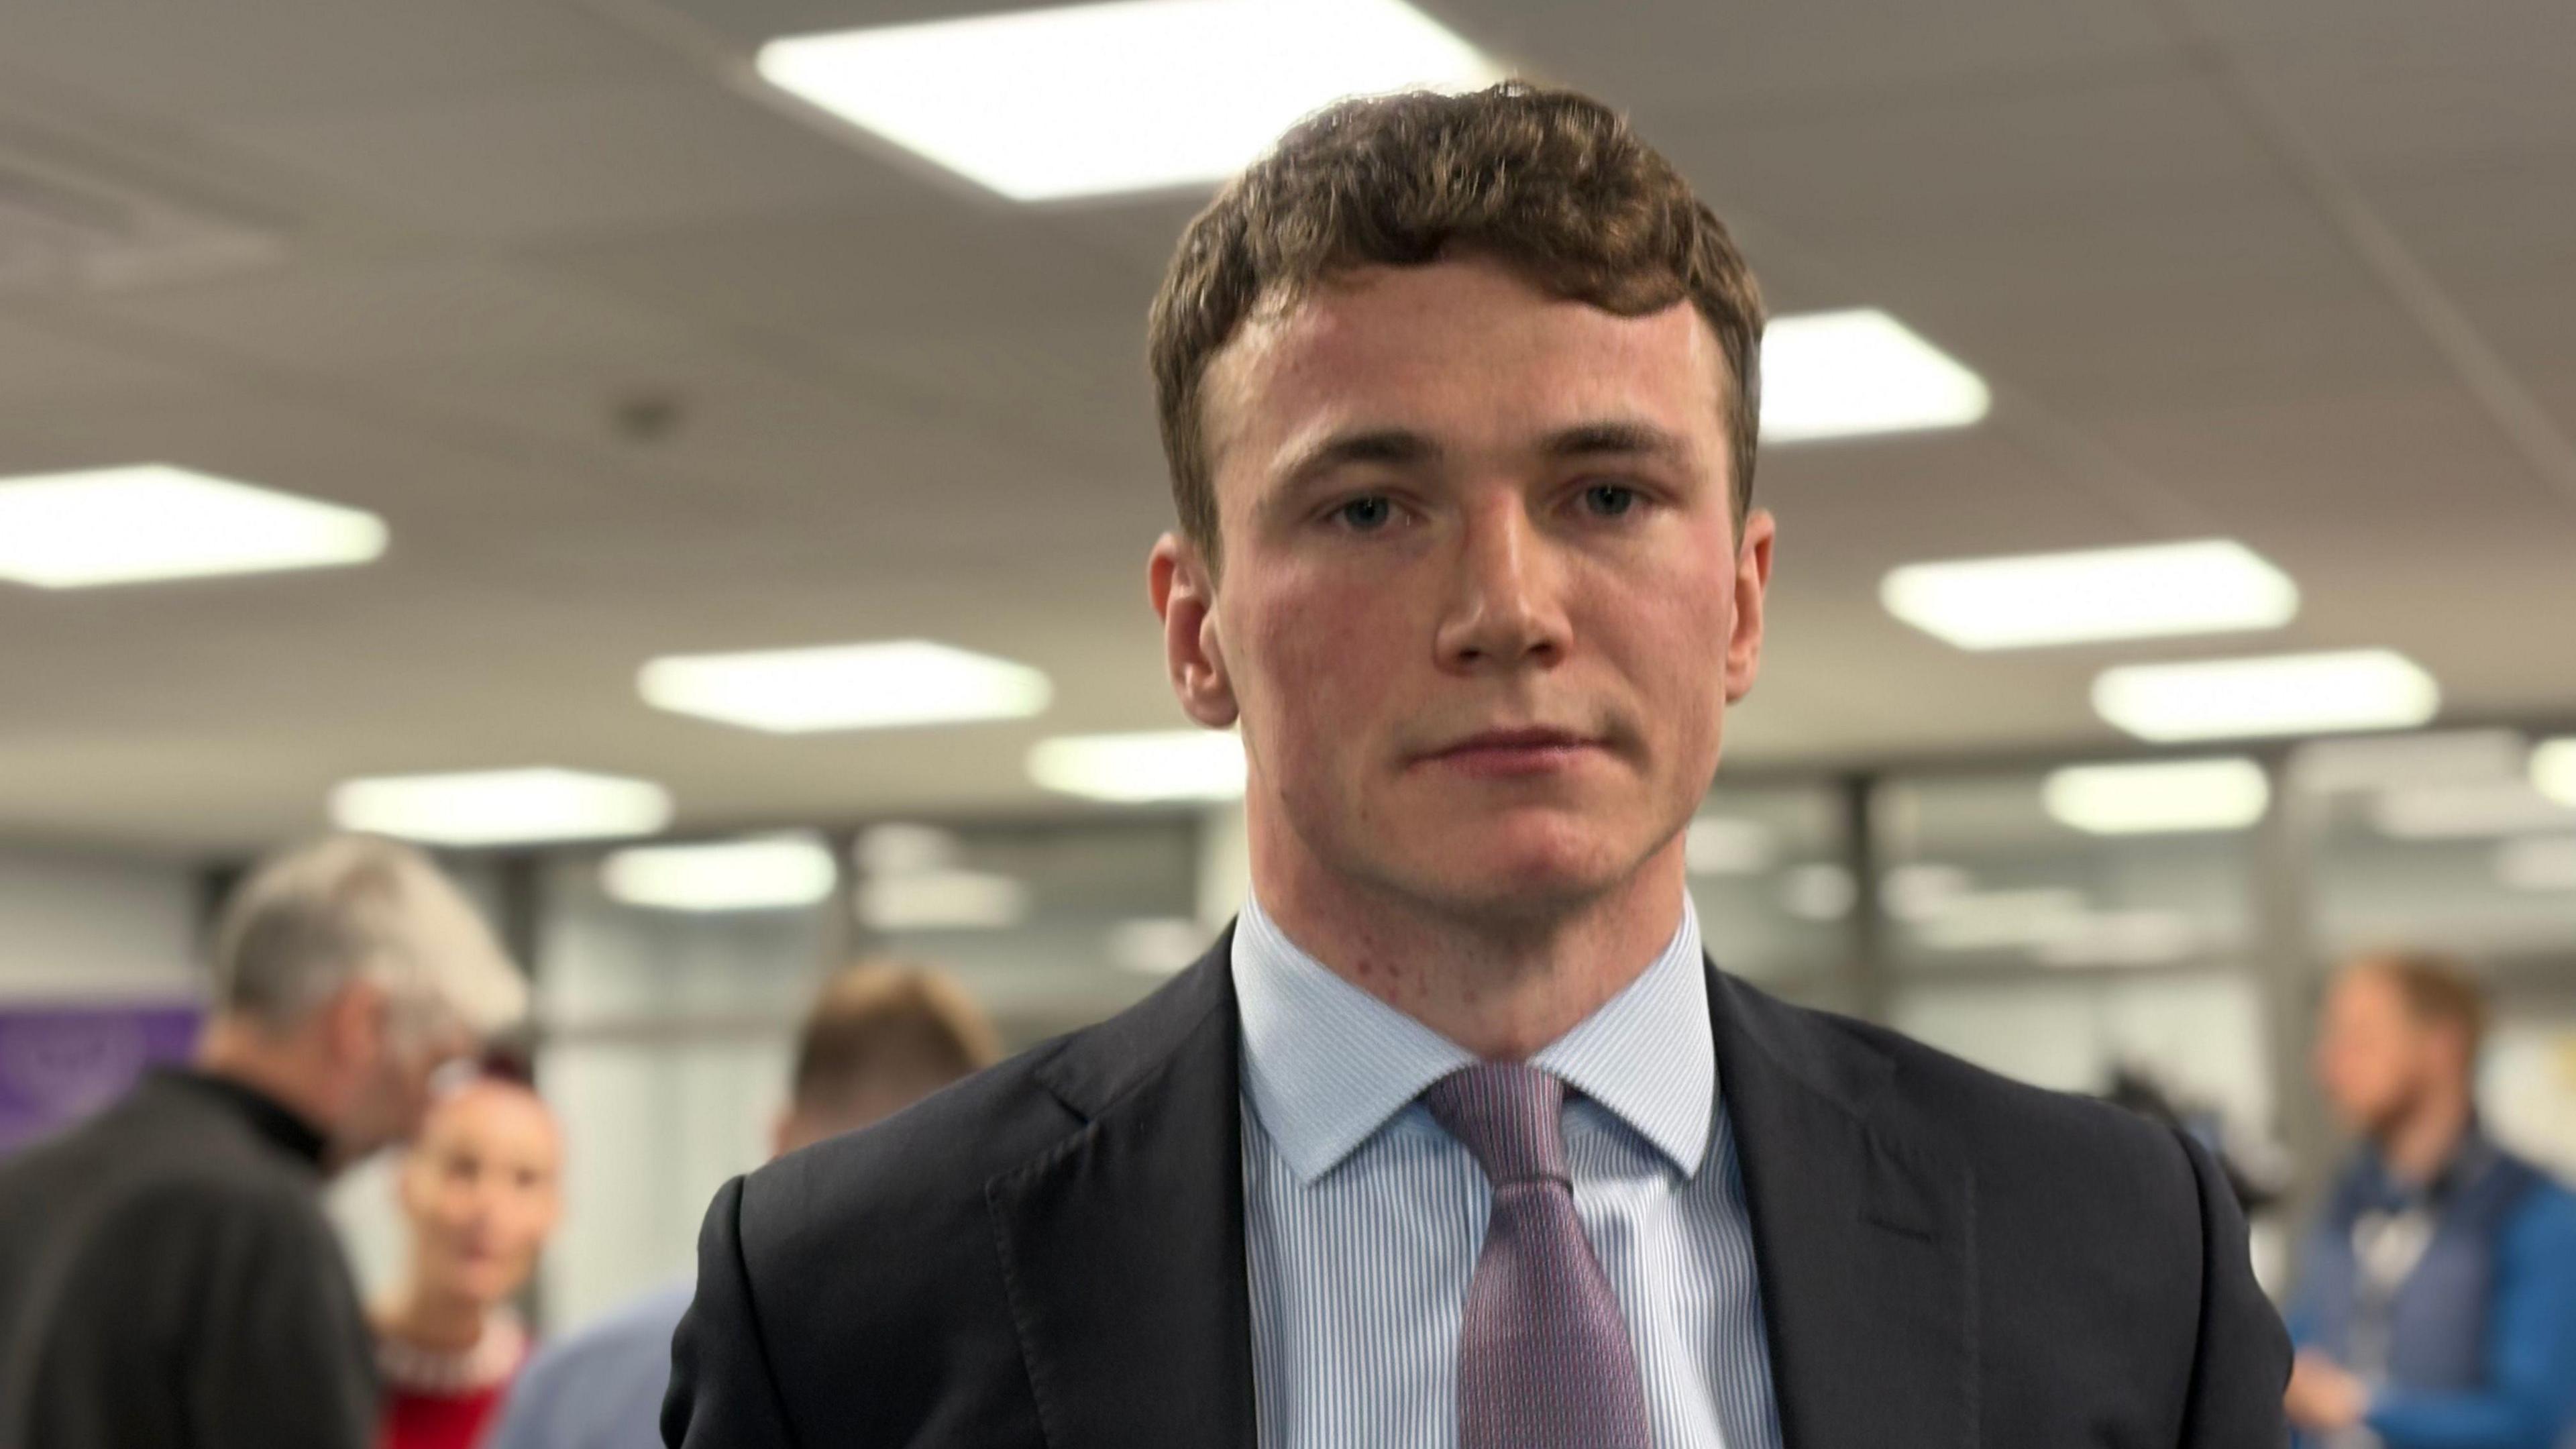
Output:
[0,1004,201,1155]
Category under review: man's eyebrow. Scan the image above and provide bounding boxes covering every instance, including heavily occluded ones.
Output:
[1277,427,1441,486]
[1542,419,1693,464]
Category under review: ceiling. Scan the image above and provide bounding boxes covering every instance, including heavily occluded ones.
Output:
[0,0,2571,855]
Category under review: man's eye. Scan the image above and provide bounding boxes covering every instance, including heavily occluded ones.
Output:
[1334,496,1396,531]
[1581,484,1640,517]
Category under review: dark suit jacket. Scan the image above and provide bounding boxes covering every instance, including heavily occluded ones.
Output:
[666,935,2290,1447]
[0,1071,378,1449]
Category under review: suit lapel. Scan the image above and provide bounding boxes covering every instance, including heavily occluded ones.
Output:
[986,937,1256,1449]
[1711,967,1979,1449]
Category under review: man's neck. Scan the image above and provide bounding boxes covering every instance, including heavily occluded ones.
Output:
[2378,1085,2475,1187]
[1253,843,1690,1060]
[194,1018,343,1158]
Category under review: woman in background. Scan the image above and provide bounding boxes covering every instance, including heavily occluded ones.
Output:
[375,1059,562,1449]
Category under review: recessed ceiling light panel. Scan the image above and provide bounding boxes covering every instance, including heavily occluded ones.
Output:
[0,464,387,588]
[639,640,1051,734]
[2043,758,2270,834]
[1882,539,2297,650]
[1760,309,1990,444]
[1028,731,1246,802]
[602,835,838,912]
[2092,649,2440,742]
[757,0,1497,201]
[2533,738,2576,807]
[331,768,672,847]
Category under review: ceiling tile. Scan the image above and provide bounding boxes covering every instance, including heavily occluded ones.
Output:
[213,81,898,242]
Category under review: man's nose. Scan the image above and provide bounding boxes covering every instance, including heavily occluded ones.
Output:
[1433,500,1572,673]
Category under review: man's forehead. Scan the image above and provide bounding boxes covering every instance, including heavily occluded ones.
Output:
[1203,260,1724,466]
[2333,967,2414,1018]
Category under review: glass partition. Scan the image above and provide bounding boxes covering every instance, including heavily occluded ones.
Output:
[1686,782,1857,1010]
[1873,768,2273,1148]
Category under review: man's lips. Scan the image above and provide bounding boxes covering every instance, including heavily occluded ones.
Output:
[1417,727,1606,775]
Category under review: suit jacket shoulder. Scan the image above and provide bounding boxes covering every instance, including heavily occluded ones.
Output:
[735,938,1232,1284]
[669,943,2286,1449]
[1711,975,2286,1448]
[686,947,1242,1447]
[1802,991,2203,1192]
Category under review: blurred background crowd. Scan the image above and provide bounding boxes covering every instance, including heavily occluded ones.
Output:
[0,0,2572,1446]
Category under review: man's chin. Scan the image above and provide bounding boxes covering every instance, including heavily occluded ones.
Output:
[1391,830,1642,918]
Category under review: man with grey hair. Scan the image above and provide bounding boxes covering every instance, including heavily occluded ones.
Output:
[0,834,527,1449]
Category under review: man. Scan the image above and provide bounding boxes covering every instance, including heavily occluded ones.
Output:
[667,82,2288,1448]
[0,834,527,1449]
[491,963,998,1449]
[2285,953,2576,1448]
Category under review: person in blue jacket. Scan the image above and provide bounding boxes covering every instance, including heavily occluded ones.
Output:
[2286,951,2576,1449]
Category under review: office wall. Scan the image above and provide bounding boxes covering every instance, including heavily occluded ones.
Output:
[0,846,199,1002]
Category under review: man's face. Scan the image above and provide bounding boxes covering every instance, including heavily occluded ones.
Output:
[2314,968,2447,1136]
[1156,255,1772,920]
[332,990,476,1165]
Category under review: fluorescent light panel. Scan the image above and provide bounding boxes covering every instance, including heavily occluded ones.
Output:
[2043,758,2270,835]
[331,768,672,847]
[2534,738,2576,806]
[1029,731,1246,802]
[2093,649,2440,743]
[639,640,1050,733]
[1882,539,2296,650]
[0,464,386,588]
[1761,310,1990,443]
[602,835,837,912]
[758,0,1497,201]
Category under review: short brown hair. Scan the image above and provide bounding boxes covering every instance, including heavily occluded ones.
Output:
[790,961,1001,1117]
[1148,80,1766,559]
[2354,951,2491,1059]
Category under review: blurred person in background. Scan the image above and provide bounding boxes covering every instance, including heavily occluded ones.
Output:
[486,962,997,1449]
[0,835,527,1449]
[2286,952,2576,1448]
[375,1059,561,1449]
[667,80,2286,1449]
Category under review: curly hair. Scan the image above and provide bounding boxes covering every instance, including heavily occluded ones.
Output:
[1148,80,1766,559]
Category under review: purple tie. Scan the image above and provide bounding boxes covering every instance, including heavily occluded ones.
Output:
[1424,1063,1654,1449]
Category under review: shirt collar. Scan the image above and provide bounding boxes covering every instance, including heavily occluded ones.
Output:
[155,1067,331,1170]
[1231,893,1715,1185]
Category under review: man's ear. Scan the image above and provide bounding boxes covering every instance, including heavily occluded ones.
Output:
[1725,507,1776,705]
[1149,532,1240,728]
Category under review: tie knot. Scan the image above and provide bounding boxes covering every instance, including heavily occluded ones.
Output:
[1424,1062,1569,1186]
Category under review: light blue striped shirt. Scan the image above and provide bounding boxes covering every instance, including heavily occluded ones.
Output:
[1234,895,1784,1449]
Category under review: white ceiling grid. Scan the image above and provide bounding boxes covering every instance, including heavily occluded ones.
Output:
[0,0,2567,851]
